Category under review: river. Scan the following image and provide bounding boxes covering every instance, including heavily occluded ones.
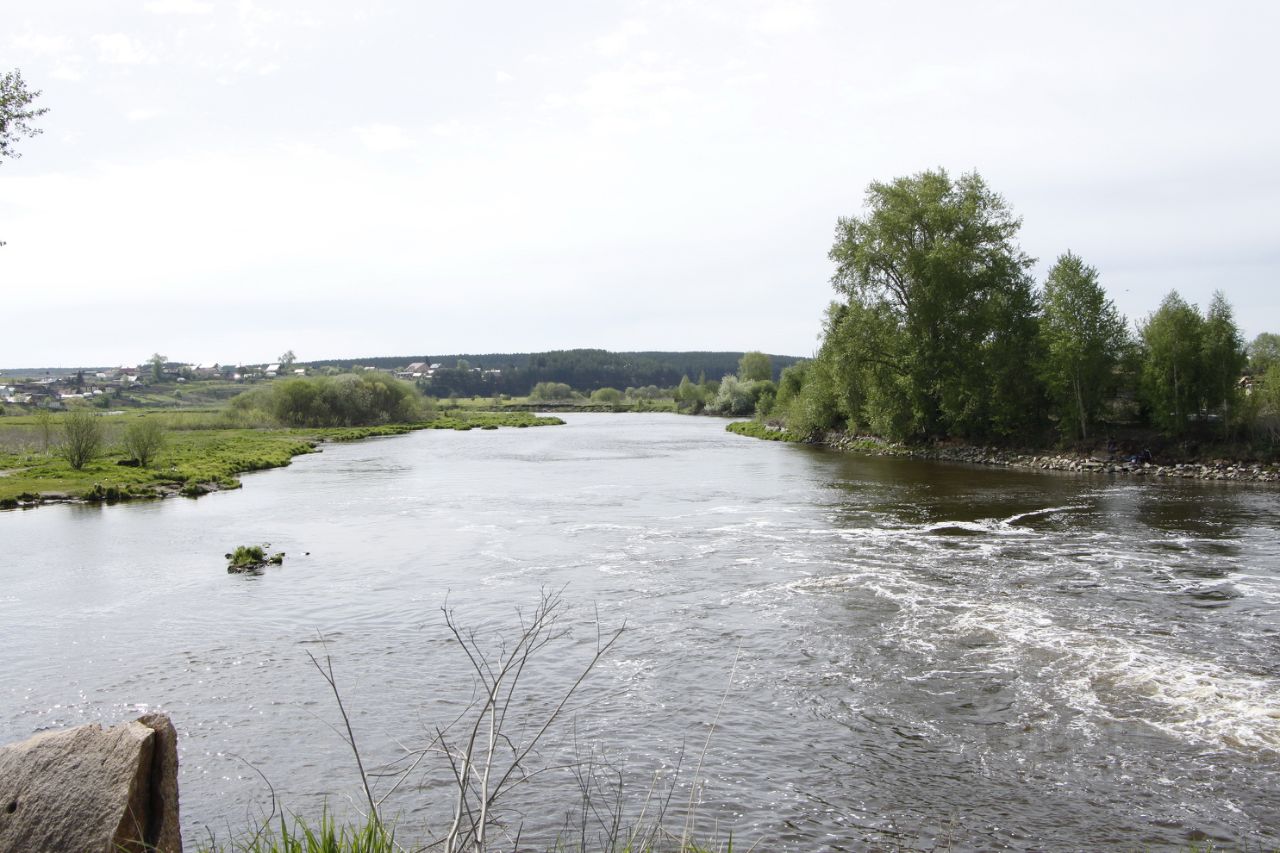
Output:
[3,413,1279,850]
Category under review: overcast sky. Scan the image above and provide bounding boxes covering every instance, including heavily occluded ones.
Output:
[2,0,1276,368]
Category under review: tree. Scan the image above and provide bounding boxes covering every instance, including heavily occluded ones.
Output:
[674,375,703,412]
[33,408,54,453]
[826,169,1043,440]
[1139,291,1204,435]
[1247,332,1280,375]
[0,69,48,165]
[121,418,166,467]
[710,374,757,416]
[529,381,573,401]
[59,410,104,470]
[279,349,297,371]
[149,353,167,382]
[1039,252,1129,441]
[1200,291,1247,436]
[737,351,772,382]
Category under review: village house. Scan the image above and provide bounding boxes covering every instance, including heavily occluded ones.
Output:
[395,362,428,379]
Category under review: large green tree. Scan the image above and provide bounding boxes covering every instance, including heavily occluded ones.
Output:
[0,68,47,164]
[1039,252,1129,440]
[1139,291,1204,435]
[825,169,1043,441]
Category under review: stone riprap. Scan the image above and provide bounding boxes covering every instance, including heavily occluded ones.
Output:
[821,432,1280,483]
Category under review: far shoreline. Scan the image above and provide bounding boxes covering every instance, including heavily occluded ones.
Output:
[727,421,1280,484]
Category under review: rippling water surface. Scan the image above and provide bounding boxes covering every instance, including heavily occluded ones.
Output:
[3,414,1279,850]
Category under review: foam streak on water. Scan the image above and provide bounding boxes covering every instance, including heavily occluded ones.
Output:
[2,414,1279,851]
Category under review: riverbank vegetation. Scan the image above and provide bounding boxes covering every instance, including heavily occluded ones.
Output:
[0,401,563,507]
[732,169,1278,462]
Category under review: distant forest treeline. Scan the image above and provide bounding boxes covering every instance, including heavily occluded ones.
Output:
[305,350,805,397]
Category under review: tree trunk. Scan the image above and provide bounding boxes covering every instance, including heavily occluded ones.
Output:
[1073,374,1087,440]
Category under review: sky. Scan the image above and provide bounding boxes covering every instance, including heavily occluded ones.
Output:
[2,0,1277,368]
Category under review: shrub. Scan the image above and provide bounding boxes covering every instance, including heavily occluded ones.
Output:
[529,381,574,401]
[34,408,54,452]
[590,387,624,404]
[230,373,423,427]
[708,375,762,417]
[229,545,265,566]
[59,410,104,470]
[121,418,166,467]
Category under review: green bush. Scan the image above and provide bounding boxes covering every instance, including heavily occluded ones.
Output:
[232,373,423,427]
[59,410,104,470]
[590,387,624,404]
[709,376,776,417]
[529,381,574,401]
[121,418,166,467]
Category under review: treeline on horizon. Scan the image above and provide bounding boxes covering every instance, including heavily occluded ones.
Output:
[307,350,805,398]
[761,169,1279,450]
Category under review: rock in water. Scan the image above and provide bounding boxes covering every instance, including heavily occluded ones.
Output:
[0,713,182,852]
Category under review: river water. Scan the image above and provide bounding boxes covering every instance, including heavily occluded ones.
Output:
[3,414,1279,850]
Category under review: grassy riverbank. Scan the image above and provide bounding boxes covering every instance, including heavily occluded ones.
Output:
[437,395,678,413]
[0,410,562,508]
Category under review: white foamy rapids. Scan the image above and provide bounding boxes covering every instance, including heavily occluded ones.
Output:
[947,601,1280,753]
[782,513,1280,755]
[1003,504,1092,525]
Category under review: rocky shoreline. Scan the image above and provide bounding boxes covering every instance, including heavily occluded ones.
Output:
[819,431,1280,483]
[0,478,234,510]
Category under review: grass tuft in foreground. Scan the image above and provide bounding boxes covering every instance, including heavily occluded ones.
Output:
[201,810,397,853]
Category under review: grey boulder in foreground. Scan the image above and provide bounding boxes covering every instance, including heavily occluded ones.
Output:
[0,712,181,853]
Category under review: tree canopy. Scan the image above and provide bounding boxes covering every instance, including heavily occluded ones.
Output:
[737,351,773,382]
[768,171,1261,448]
[824,168,1043,441]
[1139,292,1206,435]
[0,69,48,164]
[1039,252,1129,440]
[1248,333,1280,375]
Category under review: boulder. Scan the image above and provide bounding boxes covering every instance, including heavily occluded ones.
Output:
[0,713,182,852]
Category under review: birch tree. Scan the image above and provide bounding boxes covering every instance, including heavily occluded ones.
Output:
[1039,252,1128,440]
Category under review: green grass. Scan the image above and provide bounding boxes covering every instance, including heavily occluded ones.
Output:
[0,410,564,507]
[229,545,266,567]
[198,809,736,853]
[200,811,398,853]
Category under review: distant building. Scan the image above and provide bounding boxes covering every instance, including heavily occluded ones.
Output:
[396,362,428,379]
